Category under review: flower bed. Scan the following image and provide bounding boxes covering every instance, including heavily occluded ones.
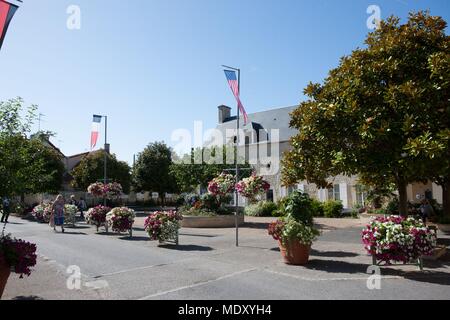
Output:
[144,211,182,243]
[236,173,270,203]
[362,216,437,264]
[88,182,123,199]
[85,205,111,230]
[32,203,53,223]
[106,207,135,234]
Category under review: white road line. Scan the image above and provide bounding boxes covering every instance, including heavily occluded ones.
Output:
[138,268,258,300]
[263,269,403,282]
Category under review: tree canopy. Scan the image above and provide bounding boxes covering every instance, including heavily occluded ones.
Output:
[0,98,65,196]
[71,150,131,193]
[132,142,178,201]
[282,12,450,216]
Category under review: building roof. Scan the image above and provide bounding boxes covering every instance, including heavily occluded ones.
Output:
[216,105,298,143]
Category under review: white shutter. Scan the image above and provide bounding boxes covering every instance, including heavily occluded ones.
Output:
[340,183,349,209]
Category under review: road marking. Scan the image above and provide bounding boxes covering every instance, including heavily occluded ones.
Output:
[263,269,404,282]
[138,268,258,300]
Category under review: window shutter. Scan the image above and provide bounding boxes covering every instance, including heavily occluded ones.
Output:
[339,183,348,209]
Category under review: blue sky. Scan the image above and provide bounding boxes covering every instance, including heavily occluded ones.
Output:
[0,0,449,164]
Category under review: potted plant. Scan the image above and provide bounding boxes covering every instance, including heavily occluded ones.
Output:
[236,173,270,204]
[362,216,437,265]
[268,191,320,265]
[269,218,320,265]
[144,211,182,244]
[106,207,135,237]
[0,233,37,298]
[32,203,53,223]
[85,205,111,232]
[64,204,78,227]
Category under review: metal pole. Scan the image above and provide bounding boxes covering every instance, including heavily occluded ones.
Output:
[235,68,240,247]
[104,116,108,207]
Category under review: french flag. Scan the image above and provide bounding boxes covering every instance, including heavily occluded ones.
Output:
[91,115,102,150]
[0,0,19,51]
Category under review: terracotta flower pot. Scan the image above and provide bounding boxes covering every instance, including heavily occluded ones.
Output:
[278,240,311,265]
[0,259,11,299]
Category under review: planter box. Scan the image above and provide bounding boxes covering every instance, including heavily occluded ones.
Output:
[181,215,244,228]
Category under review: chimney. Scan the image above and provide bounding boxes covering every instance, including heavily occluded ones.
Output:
[218,105,231,124]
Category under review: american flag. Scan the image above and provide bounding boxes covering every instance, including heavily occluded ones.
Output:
[224,70,248,125]
[0,0,19,51]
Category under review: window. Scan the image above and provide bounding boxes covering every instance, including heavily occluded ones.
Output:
[266,190,274,202]
[328,185,340,201]
[355,185,367,206]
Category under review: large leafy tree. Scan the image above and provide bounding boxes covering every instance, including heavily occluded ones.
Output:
[0,97,65,197]
[282,12,449,216]
[132,142,178,203]
[71,150,131,193]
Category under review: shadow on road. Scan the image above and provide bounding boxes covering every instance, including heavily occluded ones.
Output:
[119,236,149,242]
[310,249,359,258]
[305,258,450,286]
[158,244,214,252]
[11,295,44,300]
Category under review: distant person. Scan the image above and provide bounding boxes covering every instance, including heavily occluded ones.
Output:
[51,195,66,233]
[69,195,78,206]
[1,196,11,224]
[78,197,87,220]
[419,199,434,226]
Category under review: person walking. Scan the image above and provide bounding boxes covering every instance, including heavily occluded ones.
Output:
[1,196,11,224]
[51,195,66,233]
[419,199,434,226]
[78,197,87,220]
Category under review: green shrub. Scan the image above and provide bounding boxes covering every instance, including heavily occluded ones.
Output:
[273,197,288,217]
[385,197,399,215]
[350,209,359,219]
[311,199,324,217]
[245,201,278,217]
[322,200,343,218]
[282,191,314,225]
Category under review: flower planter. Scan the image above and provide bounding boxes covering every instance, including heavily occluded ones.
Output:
[436,224,450,234]
[278,240,311,265]
[0,259,11,299]
[181,215,244,228]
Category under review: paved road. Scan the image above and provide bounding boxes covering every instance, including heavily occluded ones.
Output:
[2,215,450,300]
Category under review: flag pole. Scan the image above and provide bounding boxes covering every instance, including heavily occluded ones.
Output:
[104,115,108,207]
[222,64,241,247]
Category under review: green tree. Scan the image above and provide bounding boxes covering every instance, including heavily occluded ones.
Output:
[282,12,450,216]
[132,142,178,203]
[71,150,131,193]
[170,145,252,193]
[0,98,65,197]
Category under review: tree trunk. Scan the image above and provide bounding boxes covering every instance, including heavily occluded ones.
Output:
[397,180,408,217]
[443,180,450,218]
